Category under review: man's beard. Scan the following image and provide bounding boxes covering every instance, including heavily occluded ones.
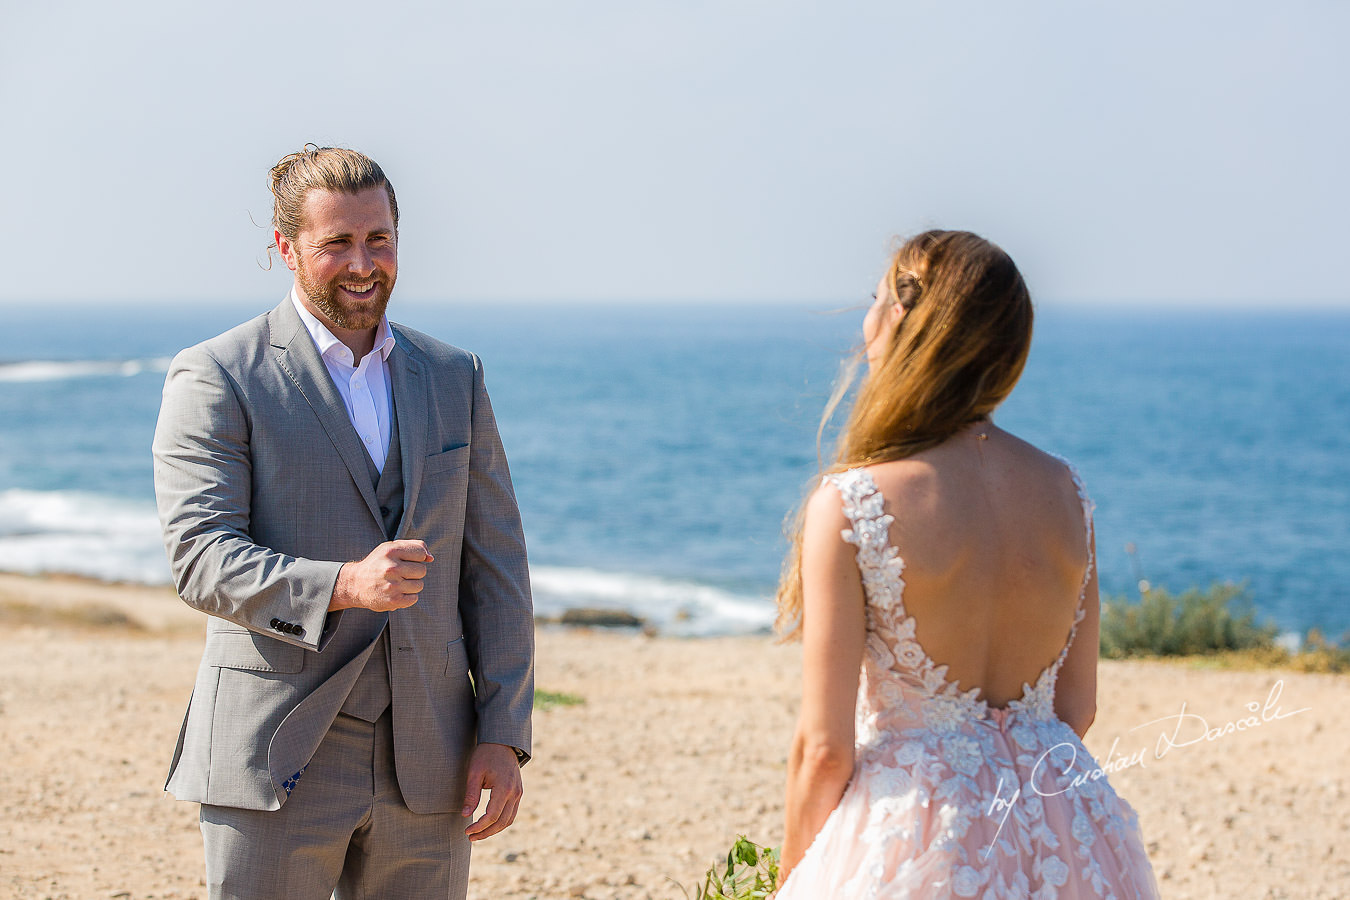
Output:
[296,259,395,331]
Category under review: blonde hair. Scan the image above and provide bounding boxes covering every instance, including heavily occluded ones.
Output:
[775,230,1034,640]
[267,144,398,254]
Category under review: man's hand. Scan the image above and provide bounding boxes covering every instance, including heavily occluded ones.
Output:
[462,742,523,841]
[329,540,434,612]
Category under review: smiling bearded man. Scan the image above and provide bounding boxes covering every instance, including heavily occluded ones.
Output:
[289,185,397,331]
[153,145,534,900]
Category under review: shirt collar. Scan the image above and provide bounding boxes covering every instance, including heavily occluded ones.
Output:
[290,289,396,366]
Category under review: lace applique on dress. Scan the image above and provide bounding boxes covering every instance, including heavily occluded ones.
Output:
[777,463,1159,900]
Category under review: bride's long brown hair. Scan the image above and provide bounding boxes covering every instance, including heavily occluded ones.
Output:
[775,230,1034,640]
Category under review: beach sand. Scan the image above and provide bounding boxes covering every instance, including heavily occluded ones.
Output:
[0,572,1345,899]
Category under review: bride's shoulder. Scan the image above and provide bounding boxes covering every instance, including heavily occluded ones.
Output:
[859,457,942,506]
[1015,438,1087,491]
[993,434,1091,520]
[807,465,889,520]
[976,427,1082,483]
[817,460,933,502]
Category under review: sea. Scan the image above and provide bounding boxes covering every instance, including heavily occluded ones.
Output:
[1,301,1347,639]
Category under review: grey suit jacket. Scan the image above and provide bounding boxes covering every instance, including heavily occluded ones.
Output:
[152,297,533,813]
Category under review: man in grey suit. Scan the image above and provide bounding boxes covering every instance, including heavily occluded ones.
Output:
[152,145,534,899]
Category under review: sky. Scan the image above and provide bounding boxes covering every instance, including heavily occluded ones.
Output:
[1,1,1346,309]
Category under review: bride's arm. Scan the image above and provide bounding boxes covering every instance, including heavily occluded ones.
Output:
[1054,529,1100,739]
[781,484,867,878]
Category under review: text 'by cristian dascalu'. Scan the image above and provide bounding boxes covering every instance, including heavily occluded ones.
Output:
[981,679,1309,856]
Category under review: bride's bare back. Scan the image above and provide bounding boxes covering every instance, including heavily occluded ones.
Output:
[864,422,1095,708]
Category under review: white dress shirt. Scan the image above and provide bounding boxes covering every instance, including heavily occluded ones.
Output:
[291,290,397,473]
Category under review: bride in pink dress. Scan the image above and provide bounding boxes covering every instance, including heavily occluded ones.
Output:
[775,231,1159,899]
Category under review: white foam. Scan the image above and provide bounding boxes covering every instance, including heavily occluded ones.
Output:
[530,565,775,636]
[0,489,171,583]
[0,489,777,635]
[0,357,172,383]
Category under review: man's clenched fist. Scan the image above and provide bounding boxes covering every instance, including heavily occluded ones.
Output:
[329,540,434,612]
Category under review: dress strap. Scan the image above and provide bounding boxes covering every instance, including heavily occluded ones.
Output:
[1051,459,1097,669]
[822,469,907,606]
[823,469,890,551]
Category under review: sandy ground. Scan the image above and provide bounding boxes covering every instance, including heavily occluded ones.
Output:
[0,572,1346,899]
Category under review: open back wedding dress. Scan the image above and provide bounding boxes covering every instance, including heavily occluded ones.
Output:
[777,465,1160,900]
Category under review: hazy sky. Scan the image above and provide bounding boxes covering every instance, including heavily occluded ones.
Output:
[2,1,1345,308]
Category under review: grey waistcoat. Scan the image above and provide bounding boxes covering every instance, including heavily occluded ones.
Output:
[339,398,404,722]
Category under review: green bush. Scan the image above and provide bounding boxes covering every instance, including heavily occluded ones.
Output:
[1099,582,1350,672]
[1099,582,1277,658]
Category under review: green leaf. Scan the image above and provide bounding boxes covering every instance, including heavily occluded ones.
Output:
[691,836,782,900]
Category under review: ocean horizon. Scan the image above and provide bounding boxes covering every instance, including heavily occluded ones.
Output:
[2,300,1347,639]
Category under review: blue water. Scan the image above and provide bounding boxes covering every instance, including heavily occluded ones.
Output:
[1,301,1346,637]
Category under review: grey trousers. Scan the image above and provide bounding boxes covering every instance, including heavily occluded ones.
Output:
[200,711,471,900]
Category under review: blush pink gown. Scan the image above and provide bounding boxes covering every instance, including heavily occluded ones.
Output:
[777,466,1160,900]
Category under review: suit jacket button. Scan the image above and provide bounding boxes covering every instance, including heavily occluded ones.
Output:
[270,618,281,629]
[380,506,390,517]
[292,625,305,638]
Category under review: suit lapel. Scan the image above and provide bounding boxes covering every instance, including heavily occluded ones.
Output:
[267,299,383,525]
[387,333,428,534]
